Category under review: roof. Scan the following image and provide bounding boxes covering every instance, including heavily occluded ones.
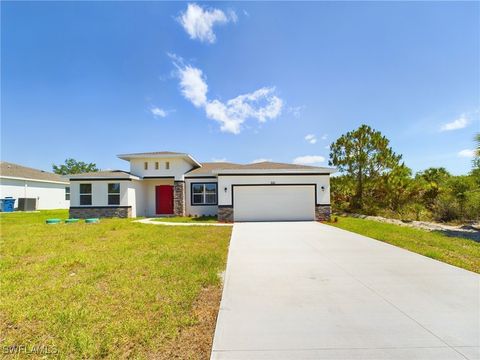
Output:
[68,170,138,180]
[0,161,68,183]
[117,151,201,167]
[186,161,336,176]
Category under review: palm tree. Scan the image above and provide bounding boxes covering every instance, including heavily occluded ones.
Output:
[476,133,480,157]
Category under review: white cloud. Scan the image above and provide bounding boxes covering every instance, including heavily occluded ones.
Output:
[440,115,470,131]
[177,65,208,107]
[458,149,475,158]
[150,107,167,118]
[178,3,236,44]
[211,157,227,162]
[288,105,305,118]
[251,158,272,163]
[172,58,283,134]
[321,134,328,140]
[293,155,326,165]
[305,134,317,144]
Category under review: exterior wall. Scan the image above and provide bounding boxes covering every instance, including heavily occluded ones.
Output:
[129,158,195,180]
[142,179,174,216]
[70,180,129,207]
[217,174,331,206]
[129,180,146,217]
[0,178,69,210]
[70,206,131,219]
[185,178,218,217]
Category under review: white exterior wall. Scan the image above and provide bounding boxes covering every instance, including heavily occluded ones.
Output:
[129,180,146,217]
[217,174,330,206]
[70,181,130,207]
[129,158,194,180]
[0,178,69,209]
[142,179,173,217]
[185,178,218,217]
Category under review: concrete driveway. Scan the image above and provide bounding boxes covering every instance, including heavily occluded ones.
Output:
[211,222,480,360]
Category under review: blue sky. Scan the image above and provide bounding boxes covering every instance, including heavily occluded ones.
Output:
[1,1,479,175]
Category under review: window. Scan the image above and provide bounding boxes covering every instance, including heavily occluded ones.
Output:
[80,184,92,205]
[192,183,217,205]
[144,162,148,170]
[108,183,120,205]
[155,162,159,170]
[65,186,70,201]
[166,161,170,170]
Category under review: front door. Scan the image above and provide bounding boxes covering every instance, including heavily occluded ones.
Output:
[156,185,174,215]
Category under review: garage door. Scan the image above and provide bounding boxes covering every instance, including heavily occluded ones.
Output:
[233,185,315,222]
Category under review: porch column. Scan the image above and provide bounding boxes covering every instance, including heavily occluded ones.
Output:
[173,181,185,216]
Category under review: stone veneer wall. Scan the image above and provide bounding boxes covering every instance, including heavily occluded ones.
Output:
[173,181,185,216]
[315,205,331,221]
[218,206,233,222]
[70,206,132,219]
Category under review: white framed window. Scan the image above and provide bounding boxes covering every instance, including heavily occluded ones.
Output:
[65,186,70,201]
[79,184,92,205]
[155,162,159,170]
[166,161,170,170]
[144,162,148,170]
[108,183,120,205]
[191,183,217,205]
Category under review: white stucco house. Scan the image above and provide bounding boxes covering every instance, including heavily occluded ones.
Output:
[0,161,70,210]
[68,151,335,222]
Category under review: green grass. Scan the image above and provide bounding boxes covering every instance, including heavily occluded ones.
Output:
[0,210,231,358]
[329,216,480,273]
[152,216,218,223]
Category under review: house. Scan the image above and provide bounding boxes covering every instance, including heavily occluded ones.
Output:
[0,161,70,210]
[68,151,335,222]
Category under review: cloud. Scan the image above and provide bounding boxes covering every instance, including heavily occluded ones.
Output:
[150,107,168,118]
[288,105,305,118]
[440,115,470,131]
[305,134,317,144]
[321,134,328,140]
[251,158,272,163]
[211,157,227,162]
[172,58,283,134]
[177,65,208,107]
[458,149,475,158]
[178,3,236,44]
[293,155,326,165]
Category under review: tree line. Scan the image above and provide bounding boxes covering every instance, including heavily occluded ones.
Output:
[329,125,480,222]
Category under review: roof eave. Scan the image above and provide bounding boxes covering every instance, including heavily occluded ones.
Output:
[213,168,337,175]
[117,153,201,167]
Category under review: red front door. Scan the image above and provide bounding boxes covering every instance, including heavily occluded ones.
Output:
[156,185,174,214]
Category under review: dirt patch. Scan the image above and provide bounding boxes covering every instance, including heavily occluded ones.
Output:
[154,286,222,360]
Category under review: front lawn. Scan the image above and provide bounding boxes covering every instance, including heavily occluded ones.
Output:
[329,216,480,273]
[0,210,231,358]
[152,216,218,223]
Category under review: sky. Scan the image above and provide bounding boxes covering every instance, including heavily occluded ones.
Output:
[1,1,479,175]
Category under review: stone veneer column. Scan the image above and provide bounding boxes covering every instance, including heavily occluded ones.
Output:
[173,181,185,216]
[218,206,234,222]
[315,205,331,221]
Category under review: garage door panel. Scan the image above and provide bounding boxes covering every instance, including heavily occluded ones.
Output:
[233,185,315,222]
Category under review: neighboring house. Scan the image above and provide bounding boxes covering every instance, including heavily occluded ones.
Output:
[68,151,335,222]
[0,161,70,210]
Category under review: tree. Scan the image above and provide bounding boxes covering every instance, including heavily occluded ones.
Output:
[52,158,99,175]
[329,124,403,210]
[415,167,451,209]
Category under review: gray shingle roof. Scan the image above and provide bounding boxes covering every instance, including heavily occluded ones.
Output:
[186,161,334,176]
[68,170,134,179]
[0,161,68,183]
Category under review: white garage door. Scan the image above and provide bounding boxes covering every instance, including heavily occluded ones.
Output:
[233,185,315,222]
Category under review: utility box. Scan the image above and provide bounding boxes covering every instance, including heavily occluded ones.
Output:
[1,197,15,212]
[18,198,37,211]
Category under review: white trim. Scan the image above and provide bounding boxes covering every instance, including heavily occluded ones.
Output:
[0,175,69,185]
[117,153,201,167]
